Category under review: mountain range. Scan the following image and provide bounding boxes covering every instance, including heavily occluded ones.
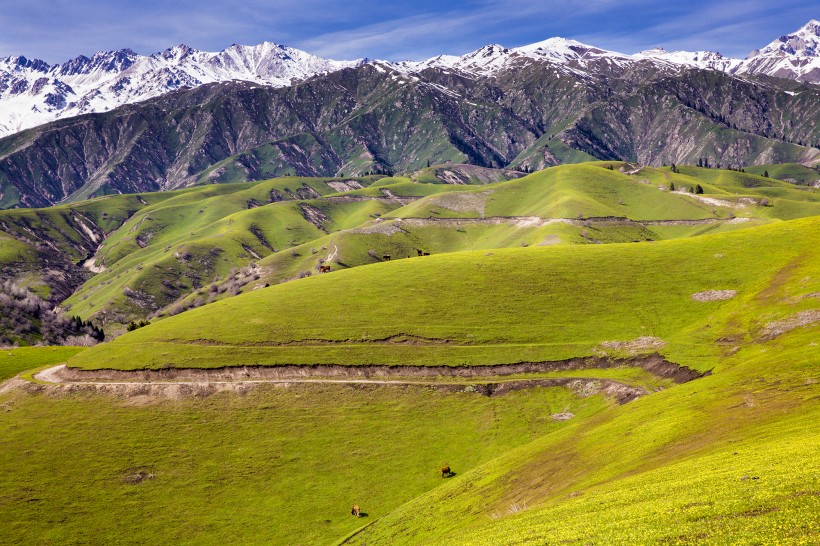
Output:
[0,21,818,208]
[2,20,818,139]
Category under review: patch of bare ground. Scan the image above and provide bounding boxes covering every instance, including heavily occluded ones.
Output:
[122,467,155,485]
[596,336,667,355]
[327,180,363,193]
[759,309,820,340]
[349,221,405,236]
[619,163,643,175]
[428,190,493,216]
[692,290,737,302]
[682,194,748,210]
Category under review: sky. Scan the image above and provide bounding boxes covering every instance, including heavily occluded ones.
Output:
[0,0,816,64]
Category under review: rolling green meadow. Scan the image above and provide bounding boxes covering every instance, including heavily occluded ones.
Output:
[0,163,818,544]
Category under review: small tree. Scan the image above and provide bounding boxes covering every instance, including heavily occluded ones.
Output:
[695,184,704,194]
[669,181,676,191]
[763,170,769,178]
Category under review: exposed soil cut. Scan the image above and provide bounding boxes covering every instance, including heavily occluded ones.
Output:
[760,309,820,340]
[299,204,330,231]
[393,216,743,229]
[327,180,364,193]
[30,366,648,404]
[41,353,703,385]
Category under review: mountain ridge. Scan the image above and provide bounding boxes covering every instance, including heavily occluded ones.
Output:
[0,20,818,139]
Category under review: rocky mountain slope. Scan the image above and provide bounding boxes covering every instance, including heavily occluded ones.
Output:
[1,56,817,208]
[1,21,818,141]
[0,21,818,208]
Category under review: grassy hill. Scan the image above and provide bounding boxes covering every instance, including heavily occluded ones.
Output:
[345,327,819,544]
[1,162,818,338]
[1,213,817,544]
[67,215,819,372]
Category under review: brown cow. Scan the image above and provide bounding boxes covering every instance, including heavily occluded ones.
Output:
[319,265,331,273]
[441,466,452,478]
[351,504,360,517]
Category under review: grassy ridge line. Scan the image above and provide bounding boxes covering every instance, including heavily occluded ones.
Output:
[343,326,820,545]
[66,216,819,371]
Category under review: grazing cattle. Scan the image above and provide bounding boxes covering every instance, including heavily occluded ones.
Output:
[423,252,430,256]
[441,466,452,477]
[417,249,424,256]
[383,255,391,261]
[351,504,360,517]
[319,265,331,273]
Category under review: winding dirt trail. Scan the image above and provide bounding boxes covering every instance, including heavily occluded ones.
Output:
[29,365,649,404]
[24,354,707,403]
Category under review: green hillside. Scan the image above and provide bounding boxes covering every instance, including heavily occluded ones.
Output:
[156,163,820,322]
[2,162,818,337]
[1,213,817,545]
[69,215,819,375]
[0,379,610,544]
[346,327,819,545]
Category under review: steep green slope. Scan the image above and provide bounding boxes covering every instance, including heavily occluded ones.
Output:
[68,216,819,372]
[344,327,819,545]
[59,175,389,323]
[0,192,169,300]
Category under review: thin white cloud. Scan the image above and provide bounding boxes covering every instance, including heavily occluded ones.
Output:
[0,0,815,63]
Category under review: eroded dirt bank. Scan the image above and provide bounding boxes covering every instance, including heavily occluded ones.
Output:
[21,372,648,405]
[50,353,705,384]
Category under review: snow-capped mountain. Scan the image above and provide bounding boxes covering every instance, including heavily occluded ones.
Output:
[400,20,819,83]
[737,19,820,82]
[0,21,817,139]
[0,42,362,137]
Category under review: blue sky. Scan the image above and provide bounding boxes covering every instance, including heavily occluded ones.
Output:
[0,0,816,63]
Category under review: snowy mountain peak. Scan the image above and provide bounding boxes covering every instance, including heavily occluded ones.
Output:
[515,37,610,58]
[0,41,362,137]
[735,20,820,82]
[158,44,198,61]
[0,55,50,73]
[751,19,820,58]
